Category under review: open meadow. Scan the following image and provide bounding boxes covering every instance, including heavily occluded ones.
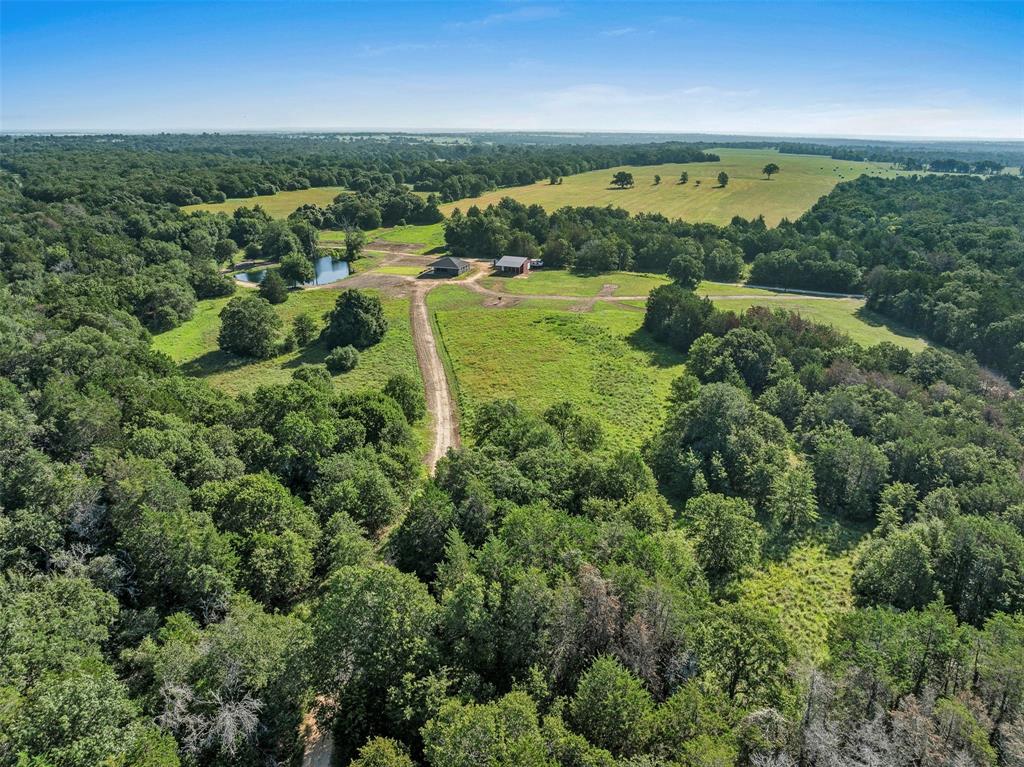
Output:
[427,286,685,450]
[440,148,912,226]
[152,288,421,396]
[480,270,671,297]
[182,186,347,218]
[708,295,927,350]
[321,221,446,254]
[482,268,927,350]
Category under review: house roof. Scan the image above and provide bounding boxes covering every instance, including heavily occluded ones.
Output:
[430,256,470,270]
[495,255,528,268]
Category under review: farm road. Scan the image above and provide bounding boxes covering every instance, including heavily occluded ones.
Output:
[410,281,460,471]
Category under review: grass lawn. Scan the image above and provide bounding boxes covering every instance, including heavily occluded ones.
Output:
[481,270,671,297]
[440,148,913,227]
[182,186,347,219]
[428,287,684,449]
[711,297,927,350]
[377,265,426,276]
[697,281,782,297]
[738,544,854,663]
[152,288,421,397]
[472,268,924,350]
[321,222,446,254]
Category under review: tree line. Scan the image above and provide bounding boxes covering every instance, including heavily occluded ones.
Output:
[0,133,718,208]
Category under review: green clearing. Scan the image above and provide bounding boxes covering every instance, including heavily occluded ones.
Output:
[440,148,913,227]
[152,288,421,397]
[481,270,671,297]
[697,281,781,297]
[377,265,426,276]
[428,287,683,449]
[711,297,927,350]
[182,186,347,219]
[738,544,854,663]
[321,222,446,254]
[477,269,924,350]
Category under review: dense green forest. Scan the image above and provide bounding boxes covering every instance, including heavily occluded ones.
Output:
[1,136,1022,767]
[0,134,717,206]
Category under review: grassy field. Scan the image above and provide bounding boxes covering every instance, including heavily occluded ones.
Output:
[711,296,927,350]
[478,268,926,350]
[321,222,446,254]
[481,270,671,297]
[152,288,421,397]
[739,544,854,663]
[440,148,911,226]
[428,287,683,449]
[182,186,347,218]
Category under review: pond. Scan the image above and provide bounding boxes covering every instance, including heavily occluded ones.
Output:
[235,254,351,286]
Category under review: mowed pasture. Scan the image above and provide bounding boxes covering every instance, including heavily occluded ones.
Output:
[709,296,927,350]
[152,288,421,396]
[182,186,347,218]
[428,287,684,449]
[440,148,910,226]
[321,221,446,254]
[480,269,927,350]
[480,270,671,297]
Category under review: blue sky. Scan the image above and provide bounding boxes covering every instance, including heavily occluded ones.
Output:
[2,1,1022,138]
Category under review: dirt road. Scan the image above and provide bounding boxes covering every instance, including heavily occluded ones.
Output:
[300,700,334,767]
[410,282,460,470]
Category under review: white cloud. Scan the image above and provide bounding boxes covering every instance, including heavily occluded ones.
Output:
[354,42,446,58]
[601,27,639,37]
[447,5,562,30]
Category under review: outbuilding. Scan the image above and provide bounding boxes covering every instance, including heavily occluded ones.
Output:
[493,255,530,275]
[429,256,471,277]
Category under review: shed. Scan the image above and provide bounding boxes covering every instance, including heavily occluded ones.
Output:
[429,256,471,276]
[494,255,530,275]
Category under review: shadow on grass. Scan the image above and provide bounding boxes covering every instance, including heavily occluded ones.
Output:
[762,512,873,562]
[180,350,253,378]
[282,342,330,369]
[625,327,686,368]
[416,272,455,281]
[854,306,926,343]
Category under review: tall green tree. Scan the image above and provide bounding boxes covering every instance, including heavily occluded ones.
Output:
[686,493,764,582]
[569,656,655,757]
[218,294,282,358]
[322,289,389,349]
[279,251,315,284]
[610,171,635,189]
[259,269,289,304]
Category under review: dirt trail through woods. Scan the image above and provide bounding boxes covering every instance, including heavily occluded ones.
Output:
[300,699,334,767]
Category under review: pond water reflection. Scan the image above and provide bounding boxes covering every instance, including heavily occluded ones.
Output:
[235,255,350,286]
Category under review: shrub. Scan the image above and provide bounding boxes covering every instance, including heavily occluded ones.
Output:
[326,345,360,373]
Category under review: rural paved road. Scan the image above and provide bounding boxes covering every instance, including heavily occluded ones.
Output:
[410,282,460,471]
